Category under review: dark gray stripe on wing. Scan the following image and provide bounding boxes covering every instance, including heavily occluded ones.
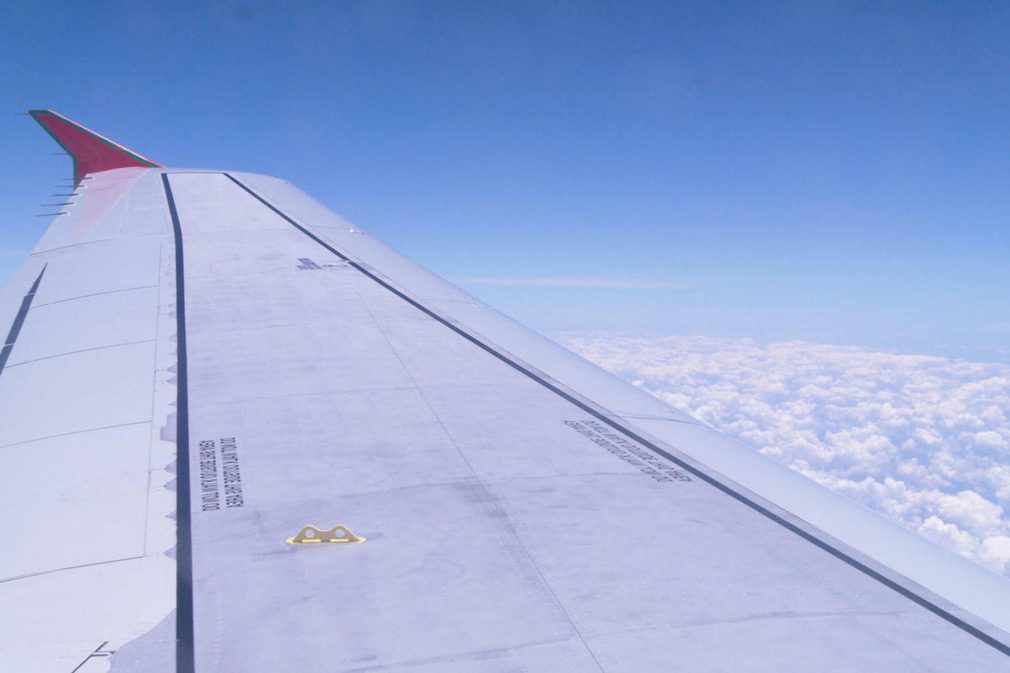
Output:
[0,265,46,377]
[161,174,196,673]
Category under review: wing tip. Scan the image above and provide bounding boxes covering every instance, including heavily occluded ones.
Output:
[27,108,162,185]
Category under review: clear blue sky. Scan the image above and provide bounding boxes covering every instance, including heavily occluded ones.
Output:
[2,1,1009,362]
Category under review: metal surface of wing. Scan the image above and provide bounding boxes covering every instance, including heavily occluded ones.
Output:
[2,113,1010,672]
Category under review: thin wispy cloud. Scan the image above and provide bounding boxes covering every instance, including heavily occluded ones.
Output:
[454,276,701,290]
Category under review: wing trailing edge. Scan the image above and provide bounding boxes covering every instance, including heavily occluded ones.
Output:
[28,109,161,186]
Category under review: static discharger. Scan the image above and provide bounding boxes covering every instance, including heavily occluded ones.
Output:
[286,524,366,544]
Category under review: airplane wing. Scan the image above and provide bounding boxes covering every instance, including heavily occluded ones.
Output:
[2,111,1009,672]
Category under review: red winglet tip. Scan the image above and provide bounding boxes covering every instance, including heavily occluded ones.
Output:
[28,109,161,185]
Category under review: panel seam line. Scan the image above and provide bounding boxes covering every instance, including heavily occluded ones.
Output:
[356,292,606,672]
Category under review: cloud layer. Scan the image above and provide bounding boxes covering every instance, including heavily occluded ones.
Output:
[560,334,1010,576]
[455,276,699,289]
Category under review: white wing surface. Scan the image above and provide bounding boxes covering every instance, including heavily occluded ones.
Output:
[2,111,1009,672]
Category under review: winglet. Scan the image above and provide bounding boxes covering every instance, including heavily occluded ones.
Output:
[28,109,162,185]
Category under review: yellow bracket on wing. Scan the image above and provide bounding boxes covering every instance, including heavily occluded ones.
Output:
[286,524,366,544]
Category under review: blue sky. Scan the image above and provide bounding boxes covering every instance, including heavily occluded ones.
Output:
[2,1,1009,361]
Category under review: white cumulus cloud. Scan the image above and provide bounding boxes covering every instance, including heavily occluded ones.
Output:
[559,333,1010,576]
